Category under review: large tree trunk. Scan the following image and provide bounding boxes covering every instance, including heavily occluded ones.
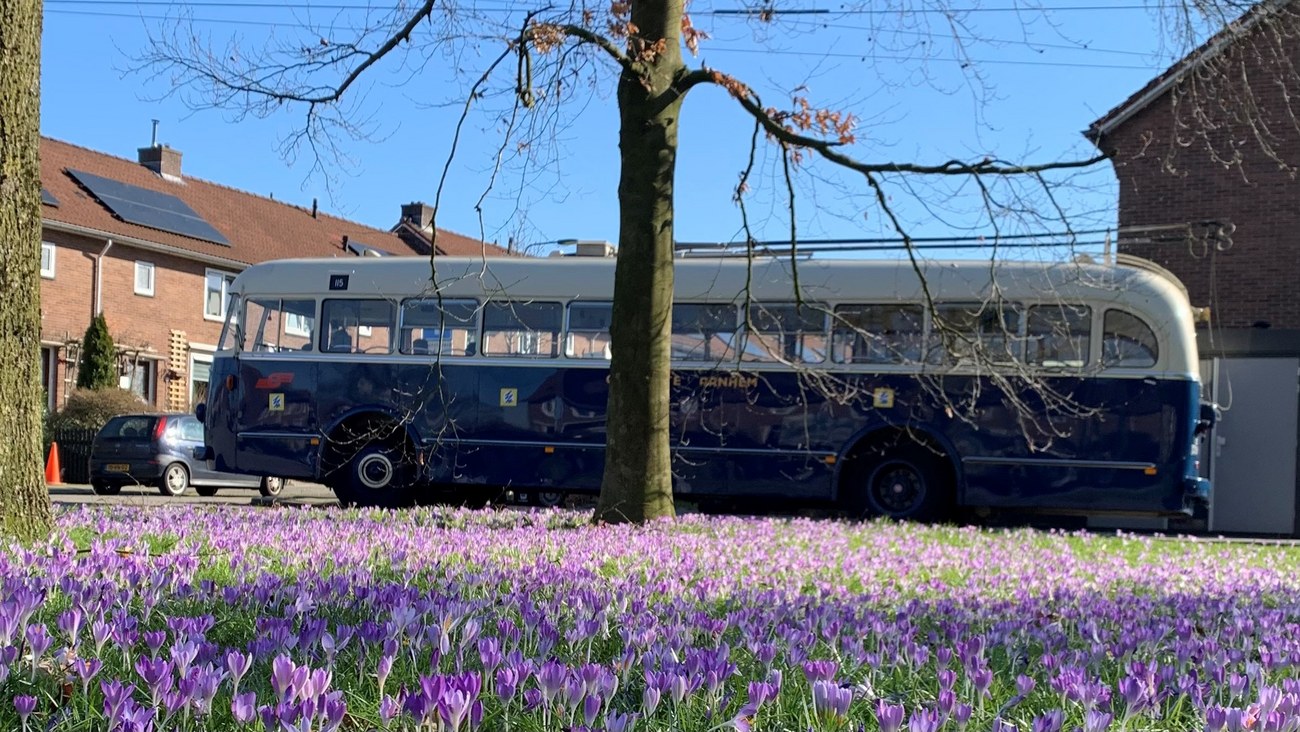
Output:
[0,0,53,542]
[594,0,685,524]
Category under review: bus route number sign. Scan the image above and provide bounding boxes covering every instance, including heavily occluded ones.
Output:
[329,274,350,291]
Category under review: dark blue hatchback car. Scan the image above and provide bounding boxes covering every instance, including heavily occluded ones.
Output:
[89,413,284,497]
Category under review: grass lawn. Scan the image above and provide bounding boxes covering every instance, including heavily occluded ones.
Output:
[2,504,1297,731]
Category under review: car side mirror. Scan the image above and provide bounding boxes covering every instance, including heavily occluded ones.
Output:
[194,403,206,423]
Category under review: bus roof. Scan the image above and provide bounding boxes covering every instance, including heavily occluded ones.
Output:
[232,254,1193,313]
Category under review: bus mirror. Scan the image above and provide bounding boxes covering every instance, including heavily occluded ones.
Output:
[194,403,206,423]
[1196,402,1220,436]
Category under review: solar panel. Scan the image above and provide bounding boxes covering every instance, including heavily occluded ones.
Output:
[40,188,59,207]
[66,169,230,246]
[346,240,392,257]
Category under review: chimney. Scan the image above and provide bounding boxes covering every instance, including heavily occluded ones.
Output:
[138,145,183,182]
[401,201,435,232]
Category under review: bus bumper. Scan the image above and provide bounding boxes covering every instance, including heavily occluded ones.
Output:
[1183,476,1212,507]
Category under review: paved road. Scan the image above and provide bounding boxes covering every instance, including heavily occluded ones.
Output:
[48,480,338,508]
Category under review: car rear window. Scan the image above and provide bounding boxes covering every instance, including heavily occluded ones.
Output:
[100,416,157,439]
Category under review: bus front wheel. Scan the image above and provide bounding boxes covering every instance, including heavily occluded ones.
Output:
[853,448,952,522]
[335,444,414,509]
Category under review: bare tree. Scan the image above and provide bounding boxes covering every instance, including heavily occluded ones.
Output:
[0,0,53,540]
[137,0,1281,523]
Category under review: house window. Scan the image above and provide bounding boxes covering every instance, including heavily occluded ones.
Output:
[40,242,55,279]
[40,346,57,412]
[134,261,155,296]
[204,269,237,321]
[190,353,212,409]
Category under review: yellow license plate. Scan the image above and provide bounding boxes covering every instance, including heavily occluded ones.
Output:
[106,463,130,472]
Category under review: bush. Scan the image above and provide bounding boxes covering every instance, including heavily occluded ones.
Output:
[47,388,147,432]
[76,314,117,390]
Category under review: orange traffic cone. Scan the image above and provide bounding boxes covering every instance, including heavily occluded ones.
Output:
[45,442,62,485]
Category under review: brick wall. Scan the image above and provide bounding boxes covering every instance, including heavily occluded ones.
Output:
[39,229,241,410]
[1095,17,1300,331]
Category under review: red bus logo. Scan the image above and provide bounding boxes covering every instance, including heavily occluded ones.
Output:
[254,372,295,389]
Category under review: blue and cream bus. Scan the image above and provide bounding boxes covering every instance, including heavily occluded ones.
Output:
[197,252,1213,518]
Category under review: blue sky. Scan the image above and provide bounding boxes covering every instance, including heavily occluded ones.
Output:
[40,0,1206,254]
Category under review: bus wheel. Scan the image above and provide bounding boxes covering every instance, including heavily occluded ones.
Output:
[861,449,951,521]
[337,444,414,509]
[533,491,565,508]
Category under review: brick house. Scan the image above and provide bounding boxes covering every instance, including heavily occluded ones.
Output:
[1086,2,1300,534]
[39,137,505,415]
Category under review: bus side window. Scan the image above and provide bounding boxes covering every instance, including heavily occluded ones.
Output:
[932,303,1023,364]
[399,298,479,357]
[566,302,613,359]
[1102,310,1159,368]
[741,303,827,363]
[671,304,738,362]
[1026,304,1091,368]
[482,302,562,357]
[321,299,396,354]
[831,304,923,364]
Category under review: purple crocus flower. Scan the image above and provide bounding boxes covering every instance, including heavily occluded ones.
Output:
[379,694,402,726]
[143,630,167,656]
[1016,674,1037,697]
[604,710,639,732]
[1031,709,1065,732]
[24,623,51,660]
[582,694,602,727]
[495,666,519,704]
[908,708,943,732]
[953,703,974,730]
[101,679,136,722]
[812,681,853,726]
[321,692,346,732]
[536,660,567,705]
[802,659,838,684]
[271,654,297,701]
[875,699,906,732]
[226,650,252,692]
[56,608,83,646]
[377,654,395,696]
[14,694,36,723]
[72,657,102,696]
[232,692,258,724]
[642,685,661,716]
[1083,710,1114,732]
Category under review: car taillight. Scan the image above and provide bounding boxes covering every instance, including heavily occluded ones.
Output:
[153,417,167,441]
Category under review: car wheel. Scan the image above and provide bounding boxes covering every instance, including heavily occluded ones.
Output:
[194,485,220,497]
[334,443,414,509]
[158,463,190,497]
[91,480,121,496]
[259,476,286,497]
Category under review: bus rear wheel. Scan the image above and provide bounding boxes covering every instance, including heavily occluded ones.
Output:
[852,447,952,522]
[335,443,414,509]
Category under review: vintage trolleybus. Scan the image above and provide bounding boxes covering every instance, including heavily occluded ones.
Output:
[197,253,1213,518]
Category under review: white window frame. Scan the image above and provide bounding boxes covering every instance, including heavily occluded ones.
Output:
[134,261,155,297]
[204,269,238,322]
[285,313,312,338]
[40,242,55,279]
[189,350,213,410]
